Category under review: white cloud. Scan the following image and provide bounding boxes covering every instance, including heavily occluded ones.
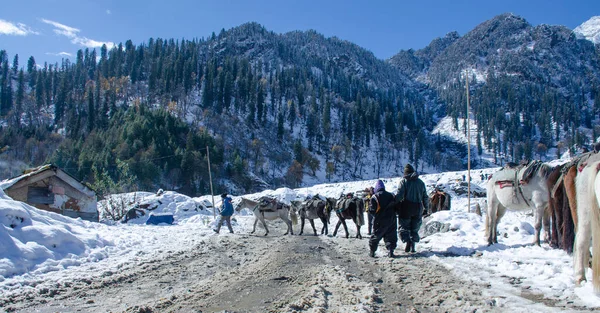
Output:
[40,18,114,49]
[106,9,111,15]
[40,18,79,38]
[45,52,73,57]
[0,19,39,36]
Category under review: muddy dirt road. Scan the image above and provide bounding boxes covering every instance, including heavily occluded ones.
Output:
[1,220,590,313]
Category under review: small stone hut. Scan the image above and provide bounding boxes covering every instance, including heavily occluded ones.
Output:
[0,164,98,221]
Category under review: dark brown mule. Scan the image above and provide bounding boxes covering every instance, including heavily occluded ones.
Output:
[546,163,575,253]
[332,195,365,239]
[291,197,335,236]
[429,189,451,214]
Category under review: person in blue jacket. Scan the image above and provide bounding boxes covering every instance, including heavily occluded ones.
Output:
[214,193,234,234]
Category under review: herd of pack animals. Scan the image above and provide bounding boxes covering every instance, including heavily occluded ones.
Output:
[232,148,600,292]
[485,147,600,292]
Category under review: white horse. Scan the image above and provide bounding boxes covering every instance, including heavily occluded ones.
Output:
[573,160,600,289]
[234,197,298,236]
[486,161,553,246]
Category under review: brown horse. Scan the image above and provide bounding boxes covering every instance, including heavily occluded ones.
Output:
[546,151,600,254]
[332,195,365,239]
[429,189,451,214]
[546,163,575,253]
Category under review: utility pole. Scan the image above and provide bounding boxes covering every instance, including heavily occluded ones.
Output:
[207,146,215,219]
[466,70,471,213]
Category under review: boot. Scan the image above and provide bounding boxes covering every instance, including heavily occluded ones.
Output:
[411,242,416,253]
[369,250,376,258]
[388,250,395,258]
[404,241,412,253]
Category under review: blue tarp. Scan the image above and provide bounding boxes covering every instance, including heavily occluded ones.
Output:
[145,213,174,225]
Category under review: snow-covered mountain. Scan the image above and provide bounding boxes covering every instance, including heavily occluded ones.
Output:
[574,16,600,44]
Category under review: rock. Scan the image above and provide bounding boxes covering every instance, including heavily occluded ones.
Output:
[420,221,452,238]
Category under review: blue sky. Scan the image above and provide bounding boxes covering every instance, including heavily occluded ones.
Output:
[1,0,599,66]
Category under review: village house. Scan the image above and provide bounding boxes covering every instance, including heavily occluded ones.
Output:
[0,164,98,222]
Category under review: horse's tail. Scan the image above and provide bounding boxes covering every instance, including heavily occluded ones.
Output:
[589,161,600,292]
[357,199,365,226]
[289,205,298,225]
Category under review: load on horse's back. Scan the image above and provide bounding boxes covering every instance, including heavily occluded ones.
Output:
[256,196,283,212]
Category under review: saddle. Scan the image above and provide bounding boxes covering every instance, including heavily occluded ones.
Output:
[336,197,358,214]
[257,196,283,212]
[495,160,543,206]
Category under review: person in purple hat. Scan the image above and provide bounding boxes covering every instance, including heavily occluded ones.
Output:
[368,179,398,258]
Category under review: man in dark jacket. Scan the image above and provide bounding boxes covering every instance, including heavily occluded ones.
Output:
[395,164,429,253]
[214,193,234,234]
[368,180,398,258]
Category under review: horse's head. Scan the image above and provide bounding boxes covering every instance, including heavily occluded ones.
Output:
[234,198,245,212]
[326,197,337,212]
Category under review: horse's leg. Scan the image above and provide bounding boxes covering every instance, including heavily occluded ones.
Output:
[251,218,258,234]
[495,205,506,244]
[333,220,342,237]
[531,192,547,246]
[299,217,305,236]
[321,218,328,235]
[542,205,551,244]
[284,215,293,235]
[486,186,499,245]
[355,223,362,239]
[309,219,317,236]
[342,219,350,239]
[259,215,269,236]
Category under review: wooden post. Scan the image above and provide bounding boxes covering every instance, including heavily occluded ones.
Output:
[207,146,216,219]
[466,69,471,213]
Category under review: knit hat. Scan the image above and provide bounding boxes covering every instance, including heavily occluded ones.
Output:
[404,163,415,176]
[221,193,227,199]
[374,179,385,193]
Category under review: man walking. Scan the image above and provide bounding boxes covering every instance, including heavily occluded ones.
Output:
[395,164,429,253]
[214,193,234,234]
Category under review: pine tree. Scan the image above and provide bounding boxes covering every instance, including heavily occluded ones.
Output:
[11,54,18,75]
[14,69,24,125]
[27,56,36,89]
[87,85,95,133]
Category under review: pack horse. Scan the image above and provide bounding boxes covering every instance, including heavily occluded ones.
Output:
[485,161,553,246]
[234,197,298,236]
